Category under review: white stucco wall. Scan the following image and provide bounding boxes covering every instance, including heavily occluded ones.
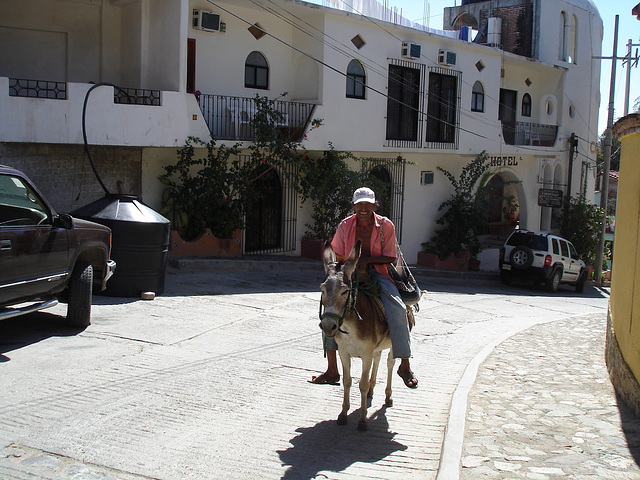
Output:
[0,79,210,146]
[0,0,603,260]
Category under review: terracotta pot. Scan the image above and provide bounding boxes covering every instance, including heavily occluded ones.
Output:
[169,228,242,258]
[417,251,470,271]
[468,258,481,271]
[301,237,325,261]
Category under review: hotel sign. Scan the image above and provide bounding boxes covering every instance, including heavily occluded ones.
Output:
[488,155,520,167]
[538,188,563,208]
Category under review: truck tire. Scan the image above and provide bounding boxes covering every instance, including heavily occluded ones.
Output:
[67,261,93,327]
[546,268,562,293]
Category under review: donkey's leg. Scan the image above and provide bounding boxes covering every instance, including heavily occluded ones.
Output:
[368,351,382,403]
[338,352,351,425]
[385,348,395,407]
[358,355,374,431]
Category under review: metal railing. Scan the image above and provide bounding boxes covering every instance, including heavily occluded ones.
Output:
[9,78,67,99]
[114,87,161,106]
[197,94,316,142]
[503,121,558,147]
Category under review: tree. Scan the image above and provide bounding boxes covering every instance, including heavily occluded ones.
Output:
[159,94,318,240]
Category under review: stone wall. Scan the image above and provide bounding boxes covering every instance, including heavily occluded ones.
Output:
[606,313,640,417]
[0,143,142,213]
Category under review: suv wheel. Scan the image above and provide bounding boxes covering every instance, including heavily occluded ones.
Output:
[510,246,534,270]
[575,271,588,293]
[546,269,562,293]
[67,261,93,327]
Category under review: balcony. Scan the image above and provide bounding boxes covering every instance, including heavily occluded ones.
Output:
[197,94,316,142]
[1,77,209,146]
[502,121,558,147]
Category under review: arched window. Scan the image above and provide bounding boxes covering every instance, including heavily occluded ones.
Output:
[522,93,532,117]
[346,59,366,99]
[559,12,567,61]
[245,51,269,90]
[471,81,484,112]
[569,15,578,64]
[559,11,568,61]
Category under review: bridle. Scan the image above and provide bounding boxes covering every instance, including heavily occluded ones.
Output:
[318,270,363,335]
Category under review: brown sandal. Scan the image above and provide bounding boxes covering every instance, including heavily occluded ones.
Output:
[309,372,340,385]
[397,368,418,388]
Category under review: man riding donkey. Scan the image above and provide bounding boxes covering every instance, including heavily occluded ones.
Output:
[310,186,418,389]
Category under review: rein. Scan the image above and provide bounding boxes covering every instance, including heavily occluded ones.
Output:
[319,269,377,333]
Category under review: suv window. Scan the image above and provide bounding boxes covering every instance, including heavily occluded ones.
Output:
[552,238,559,255]
[559,240,569,257]
[569,242,579,260]
[507,232,548,251]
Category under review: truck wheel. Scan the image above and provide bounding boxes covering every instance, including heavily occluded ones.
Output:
[575,271,588,293]
[546,269,562,293]
[67,261,93,327]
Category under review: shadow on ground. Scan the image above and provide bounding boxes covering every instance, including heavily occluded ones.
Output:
[0,312,85,362]
[278,406,407,480]
[618,394,640,468]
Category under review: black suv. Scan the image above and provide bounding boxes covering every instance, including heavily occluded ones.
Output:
[499,230,589,293]
[0,165,116,326]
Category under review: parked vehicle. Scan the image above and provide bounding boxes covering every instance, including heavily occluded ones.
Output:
[0,165,116,326]
[499,229,589,293]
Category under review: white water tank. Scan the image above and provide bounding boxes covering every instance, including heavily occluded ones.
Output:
[487,17,502,46]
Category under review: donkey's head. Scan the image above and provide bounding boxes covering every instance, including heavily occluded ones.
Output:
[319,240,361,338]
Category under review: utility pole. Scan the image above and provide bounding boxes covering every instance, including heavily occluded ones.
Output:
[562,133,577,233]
[595,15,618,287]
[623,38,640,116]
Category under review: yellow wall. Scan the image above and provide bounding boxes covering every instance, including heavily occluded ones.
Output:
[610,114,640,382]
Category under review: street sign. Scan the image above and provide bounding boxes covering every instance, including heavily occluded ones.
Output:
[538,188,563,208]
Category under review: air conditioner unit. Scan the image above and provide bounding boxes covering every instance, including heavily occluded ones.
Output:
[438,49,457,66]
[401,42,421,59]
[193,9,220,32]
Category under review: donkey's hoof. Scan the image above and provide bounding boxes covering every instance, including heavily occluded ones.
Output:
[337,413,348,425]
[385,397,393,407]
[357,420,368,431]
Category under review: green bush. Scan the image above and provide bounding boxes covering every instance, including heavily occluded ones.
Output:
[560,197,604,266]
[422,152,492,259]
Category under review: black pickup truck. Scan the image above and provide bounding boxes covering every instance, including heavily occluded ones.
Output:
[0,165,116,326]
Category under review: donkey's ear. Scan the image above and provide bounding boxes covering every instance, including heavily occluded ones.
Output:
[343,240,361,280]
[323,241,337,275]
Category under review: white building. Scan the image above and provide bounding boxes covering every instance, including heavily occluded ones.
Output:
[0,0,602,265]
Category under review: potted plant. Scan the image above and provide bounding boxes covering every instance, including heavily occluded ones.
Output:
[159,94,314,257]
[419,151,495,270]
[502,195,519,222]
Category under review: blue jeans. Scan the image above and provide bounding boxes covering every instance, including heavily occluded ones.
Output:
[324,272,411,359]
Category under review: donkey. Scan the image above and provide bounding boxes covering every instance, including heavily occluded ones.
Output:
[319,239,413,431]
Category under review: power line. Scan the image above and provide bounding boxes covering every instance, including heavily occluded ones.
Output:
[205,0,585,153]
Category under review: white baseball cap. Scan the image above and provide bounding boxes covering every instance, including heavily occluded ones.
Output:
[352,187,376,204]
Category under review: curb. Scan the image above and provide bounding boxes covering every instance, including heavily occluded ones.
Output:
[167,254,503,279]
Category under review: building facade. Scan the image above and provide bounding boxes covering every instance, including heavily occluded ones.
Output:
[0,0,603,263]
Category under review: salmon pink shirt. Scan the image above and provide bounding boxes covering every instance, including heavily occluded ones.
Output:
[331,212,397,279]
